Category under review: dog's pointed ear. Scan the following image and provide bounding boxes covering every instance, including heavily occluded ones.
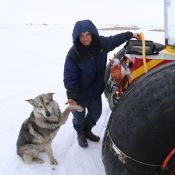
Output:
[47,93,55,99]
[25,99,34,106]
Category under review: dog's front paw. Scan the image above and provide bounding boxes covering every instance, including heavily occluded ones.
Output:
[76,105,84,112]
[50,158,58,165]
[68,105,84,112]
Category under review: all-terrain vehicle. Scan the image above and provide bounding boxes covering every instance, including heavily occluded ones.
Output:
[102,0,175,175]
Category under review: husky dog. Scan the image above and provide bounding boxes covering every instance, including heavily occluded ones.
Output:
[16,93,83,165]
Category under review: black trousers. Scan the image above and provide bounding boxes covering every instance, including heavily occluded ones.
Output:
[72,96,102,132]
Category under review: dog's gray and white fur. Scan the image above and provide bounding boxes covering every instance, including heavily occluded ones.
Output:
[16,93,83,165]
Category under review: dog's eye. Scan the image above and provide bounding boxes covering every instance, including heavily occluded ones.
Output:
[46,102,49,105]
[38,106,43,109]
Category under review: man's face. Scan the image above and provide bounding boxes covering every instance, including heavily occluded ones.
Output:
[79,32,92,46]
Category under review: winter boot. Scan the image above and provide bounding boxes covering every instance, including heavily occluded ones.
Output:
[77,132,88,148]
[85,126,100,142]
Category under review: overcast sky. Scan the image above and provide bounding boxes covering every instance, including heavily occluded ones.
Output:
[0,0,164,26]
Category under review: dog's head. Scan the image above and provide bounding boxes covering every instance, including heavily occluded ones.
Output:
[26,93,58,120]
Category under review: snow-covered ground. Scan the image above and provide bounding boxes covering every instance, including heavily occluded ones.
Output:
[0,24,164,175]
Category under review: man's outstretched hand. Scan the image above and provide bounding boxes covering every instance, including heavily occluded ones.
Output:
[132,33,141,40]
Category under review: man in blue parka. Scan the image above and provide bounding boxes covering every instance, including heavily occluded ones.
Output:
[64,19,139,148]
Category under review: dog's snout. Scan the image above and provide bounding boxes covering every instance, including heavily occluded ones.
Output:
[46,111,51,117]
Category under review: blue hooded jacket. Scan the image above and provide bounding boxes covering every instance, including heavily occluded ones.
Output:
[64,20,133,103]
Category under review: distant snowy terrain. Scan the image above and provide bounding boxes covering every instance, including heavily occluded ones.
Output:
[0,24,164,175]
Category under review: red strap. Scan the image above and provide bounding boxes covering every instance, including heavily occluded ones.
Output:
[162,148,175,169]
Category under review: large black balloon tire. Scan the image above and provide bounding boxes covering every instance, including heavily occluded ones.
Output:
[102,61,175,175]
